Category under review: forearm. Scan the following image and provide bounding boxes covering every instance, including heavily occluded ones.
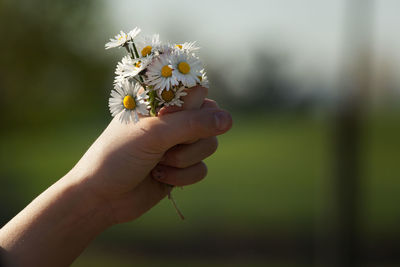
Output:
[0,173,111,267]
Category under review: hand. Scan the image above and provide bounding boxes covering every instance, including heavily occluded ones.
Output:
[0,86,232,267]
[70,87,232,224]
[152,98,221,186]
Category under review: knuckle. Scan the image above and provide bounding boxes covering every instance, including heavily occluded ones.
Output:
[166,150,186,168]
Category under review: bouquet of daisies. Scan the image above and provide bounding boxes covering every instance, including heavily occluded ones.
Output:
[106,27,209,123]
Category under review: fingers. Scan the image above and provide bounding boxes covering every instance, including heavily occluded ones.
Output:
[182,86,208,110]
[161,137,218,168]
[138,107,232,152]
[158,86,209,116]
[158,105,183,116]
[159,98,219,116]
[152,162,208,186]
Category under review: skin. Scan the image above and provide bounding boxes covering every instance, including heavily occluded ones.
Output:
[0,86,232,267]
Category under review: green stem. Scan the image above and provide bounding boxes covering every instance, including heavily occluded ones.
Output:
[123,44,135,59]
[168,187,185,220]
[129,48,136,59]
[138,74,144,83]
[148,90,158,117]
[132,42,152,114]
[130,42,144,83]
[132,42,140,59]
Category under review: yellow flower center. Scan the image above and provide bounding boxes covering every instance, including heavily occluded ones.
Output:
[161,89,175,102]
[175,44,183,49]
[134,61,141,68]
[198,75,203,81]
[178,62,190,74]
[123,95,136,110]
[118,35,127,41]
[141,46,152,57]
[161,65,173,77]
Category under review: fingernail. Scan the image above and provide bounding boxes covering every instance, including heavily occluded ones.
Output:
[214,111,231,131]
[152,168,164,180]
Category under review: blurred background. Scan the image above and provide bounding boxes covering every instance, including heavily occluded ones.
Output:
[0,0,399,266]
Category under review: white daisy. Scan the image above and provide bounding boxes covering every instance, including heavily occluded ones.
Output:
[114,56,134,85]
[108,80,149,123]
[170,51,203,88]
[105,28,141,50]
[105,31,129,50]
[174,41,200,54]
[156,42,176,54]
[114,55,152,85]
[136,34,162,57]
[157,86,187,107]
[145,54,178,91]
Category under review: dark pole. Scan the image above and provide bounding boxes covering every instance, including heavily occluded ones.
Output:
[316,1,374,266]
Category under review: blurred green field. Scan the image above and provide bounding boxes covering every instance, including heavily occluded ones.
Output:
[1,113,399,266]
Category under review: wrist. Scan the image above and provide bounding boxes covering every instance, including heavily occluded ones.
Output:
[61,170,115,231]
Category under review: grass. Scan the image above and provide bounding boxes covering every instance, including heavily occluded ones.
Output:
[1,112,399,265]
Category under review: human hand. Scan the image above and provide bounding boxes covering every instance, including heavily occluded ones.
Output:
[68,86,232,225]
[0,86,231,267]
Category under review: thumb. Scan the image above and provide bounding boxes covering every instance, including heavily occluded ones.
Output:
[140,108,232,152]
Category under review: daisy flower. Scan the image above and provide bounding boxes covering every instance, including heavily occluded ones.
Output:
[136,34,162,57]
[157,42,174,54]
[105,28,141,50]
[174,41,200,54]
[171,51,202,88]
[157,86,187,107]
[105,31,129,50]
[145,54,178,91]
[108,80,149,123]
[114,55,134,85]
[114,55,152,85]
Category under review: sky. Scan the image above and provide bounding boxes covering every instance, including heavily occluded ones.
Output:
[104,0,400,96]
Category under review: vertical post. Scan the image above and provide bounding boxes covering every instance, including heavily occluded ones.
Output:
[316,1,374,266]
